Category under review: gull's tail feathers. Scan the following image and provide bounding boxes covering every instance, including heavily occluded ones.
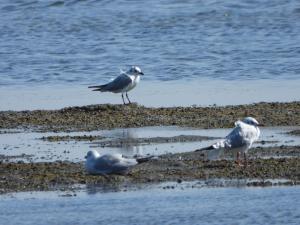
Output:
[195,145,215,152]
[195,140,226,152]
[135,155,154,164]
[88,84,108,92]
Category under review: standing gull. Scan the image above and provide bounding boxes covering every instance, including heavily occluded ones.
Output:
[88,66,144,104]
[85,149,148,175]
[198,117,260,165]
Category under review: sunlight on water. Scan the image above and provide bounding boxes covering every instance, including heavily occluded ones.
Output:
[1,0,300,87]
[0,185,299,225]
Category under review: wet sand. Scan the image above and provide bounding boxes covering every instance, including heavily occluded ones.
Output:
[0,102,299,132]
[40,135,105,142]
[0,146,299,194]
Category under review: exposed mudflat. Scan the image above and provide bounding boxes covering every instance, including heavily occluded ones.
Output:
[0,153,34,162]
[249,145,300,158]
[0,146,299,194]
[288,130,300,136]
[1,102,300,194]
[0,102,299,132]
[40,135,105,142]
[40,134,215,146]
[86,135,216,148]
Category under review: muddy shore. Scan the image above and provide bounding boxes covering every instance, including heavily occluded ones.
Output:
[40,134,216,147]
[0,102,299,132]
[1,146,299,194]
[1,102,300,194]
[288,130,300,136]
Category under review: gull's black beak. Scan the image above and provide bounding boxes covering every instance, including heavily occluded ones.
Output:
[140,72,144,75]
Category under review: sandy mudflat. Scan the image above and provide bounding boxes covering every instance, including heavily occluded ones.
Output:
[0,102,300,194]
[0,146,299,194]
[0,102,299,132]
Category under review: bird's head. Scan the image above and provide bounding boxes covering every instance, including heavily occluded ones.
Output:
[128,66,144,76]
[242,117,259,126]
[85,149,100,160]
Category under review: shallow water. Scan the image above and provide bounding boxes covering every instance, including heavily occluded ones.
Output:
[1,0,300,86]
[1,126,299,162]
[0,79,299,110]
[0,0,300,109]
[0,185,299,225]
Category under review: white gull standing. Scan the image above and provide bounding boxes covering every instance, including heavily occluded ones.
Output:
[88,66,144,104]
[85,149,148,175]
[198,117,260,165]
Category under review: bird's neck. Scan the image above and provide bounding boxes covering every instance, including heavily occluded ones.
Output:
[134,75,140,83]
[128,74,140,83]
[255,126,260,136]
[92,153,101,159]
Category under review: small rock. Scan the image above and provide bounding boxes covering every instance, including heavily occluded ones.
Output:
[177,179,182,184]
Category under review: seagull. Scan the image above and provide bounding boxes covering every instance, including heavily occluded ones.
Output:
[197,117,260,165]
[88,66,144,104]
[85,149,150,175]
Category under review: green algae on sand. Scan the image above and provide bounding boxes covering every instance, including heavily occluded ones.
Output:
[0,102,299,132]
[1,146,300,194]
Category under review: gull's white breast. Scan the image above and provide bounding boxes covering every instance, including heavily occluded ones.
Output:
[123,75,140,92]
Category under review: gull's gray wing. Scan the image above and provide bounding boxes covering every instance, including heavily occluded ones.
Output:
[89,74,132,93]
[224,124,246,149]
[199,121,259,154]
[109,158,138,174]
[93,154,121,172]
[114,158,138,167]
[93,154,137,174]
[206,122,247,150]
[225,121,259,149]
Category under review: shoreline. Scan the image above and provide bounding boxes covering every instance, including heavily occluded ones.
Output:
[0,101,299,132]
[1,80,299,111]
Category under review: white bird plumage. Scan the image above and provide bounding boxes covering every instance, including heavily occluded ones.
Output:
[88,66,144,104]
[85,149,138,175]
[200,117,260,164]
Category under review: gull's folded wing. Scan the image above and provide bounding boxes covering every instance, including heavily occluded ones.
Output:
[89,74,132,93]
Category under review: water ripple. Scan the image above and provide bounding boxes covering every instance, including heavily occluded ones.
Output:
[1,0,300,86]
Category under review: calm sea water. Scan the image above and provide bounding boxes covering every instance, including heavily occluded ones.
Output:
[0,185,299,225]
[1,0,300,87]
[1,2,299,223]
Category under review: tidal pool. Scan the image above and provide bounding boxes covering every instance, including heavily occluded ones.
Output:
[1,126,300,162]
